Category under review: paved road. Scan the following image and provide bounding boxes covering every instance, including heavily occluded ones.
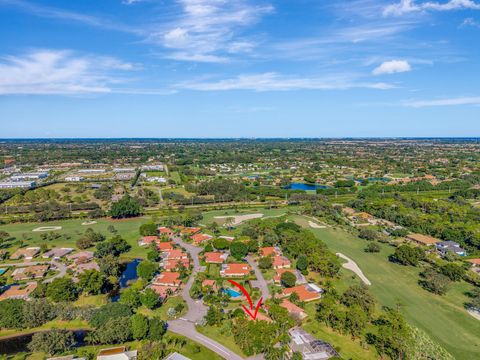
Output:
[1,260,67,283]
[336,253,371,286]
[246,255,270,302]
[168,236,244,360]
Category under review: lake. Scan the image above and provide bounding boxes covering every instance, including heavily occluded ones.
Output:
[286,183,329,191]
[112,259,140,301]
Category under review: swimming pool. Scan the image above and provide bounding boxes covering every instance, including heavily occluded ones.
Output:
[222,288,242,298]
[0,269,6,276]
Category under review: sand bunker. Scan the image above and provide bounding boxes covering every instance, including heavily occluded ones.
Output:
[32,226,62,232]
[309,221,326,229]
[214,213,264,226]
[81,221,97,225]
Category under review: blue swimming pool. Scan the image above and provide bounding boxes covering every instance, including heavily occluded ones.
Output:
[222,288,242,298]
[286,183,329,191]
[0,269,6,276]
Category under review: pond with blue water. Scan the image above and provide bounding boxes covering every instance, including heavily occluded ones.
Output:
[286,183,329,191]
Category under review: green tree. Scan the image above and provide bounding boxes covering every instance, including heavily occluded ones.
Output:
[364,242,381,253]
[137,260,158,281]
[341,285,375,315]
[120,287,142,308]
[98,254,121,276]
[78,270,107,295]
[230,242,248,261]
[213,237,229,250]
[89,303,132,328]
[296,255,308,271]
[140,223,157,236]
[131,314,149,340]
[109,195,142,219]
[23,298,56,327]
[147,317,167,341]
[140,288,161,309]
[440,263,465,281]
[28,329,75,356]
[258,256,272,269]
[46,277,78,302]
[280,271,296,288]
[92,317,133,344]
[345,305,367,338]
[390,245,424,266]
[419,268,451,295]
[0,299,26,329]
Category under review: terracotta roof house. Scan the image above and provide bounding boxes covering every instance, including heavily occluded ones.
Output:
[259,247,280,257]
[67,251,94,264]
[138,236,158,247]
[157,241,174,251]
[201,279,217,290]
[75,261,100,274]
[191,233,213,245]
[162,259,190,271]
[280,299,308,320]
[97,347,137,360]
[177,226,201,235]
[152,272,181,287]
[150,285,178,298]
[220,263,251,277]
[158,227,174,236]
[12,265,49,281]
[0,282,37,301]
[204,252,228,264]
[282,283,323,302]
[247,311,272,323]
[272,255,291,269]
[467,258,480,267]
[406,233,440,246]
[273,269,297,284]
[42,247,73,259]
[10,247,40,260]
[163,249,188,260]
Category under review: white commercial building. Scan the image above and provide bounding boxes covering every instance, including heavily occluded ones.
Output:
[0,181,35,189]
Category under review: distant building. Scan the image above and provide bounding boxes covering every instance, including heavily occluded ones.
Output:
[220,263,251,277]
[282,283,323,302]
[11,172,48,180]
[96,346,137,360]
[42,247,73,259]
[272,255,291,269]
[141,164,164,171]
[279,299,308,320]
[406,233,441,246]
[0,181,35,189]
[65,176,84,182]
[12,265,49,281]
[113,168,136,173]
[10,247,40,260]
[164,352,191,360]
[204,252,228,264]
[152,272,181,287]
[288,328,339,360]
[78,169,106,174]
[190,233,213,245]
[436,241,467,257]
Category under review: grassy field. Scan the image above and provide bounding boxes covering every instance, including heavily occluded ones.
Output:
[196,324,245,356]
[0,217,151,259]
[298,219,480,359]
[201,207,289,225]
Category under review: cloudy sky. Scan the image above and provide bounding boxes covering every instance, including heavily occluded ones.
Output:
[1,0,479,137]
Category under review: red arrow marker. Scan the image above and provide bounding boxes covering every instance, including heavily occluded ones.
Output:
[227,279,253,310]
[242,297,263,320]
[227,279,264,321]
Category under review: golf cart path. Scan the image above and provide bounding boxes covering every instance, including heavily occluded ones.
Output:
[336,253,371,286]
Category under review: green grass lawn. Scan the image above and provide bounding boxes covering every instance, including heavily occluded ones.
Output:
[298,219,480,359]
[0,217,151,260]
[196,324,245,356]
[140,295,188,321]
[0,318,89,338]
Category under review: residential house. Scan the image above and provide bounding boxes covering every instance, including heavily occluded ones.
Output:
[201,279,218,291]
[67,251,94,264]
[467,259,480,267]
[191,233,213,245]
[204,252,228,264]
[150,285,178,299]
[75,261,100,275]
[259,246,281,258]
[158,227,174,237]
[138,236,158,247]
[96,347,137,360]
[164,353,191,360]
[10,247,40,260]
[163,249,188,261]
[12,265,49,281]
[282,284,323,302]
[406,233,440,246]
[177,226,201,235]
[220,263,251,277]
[157,241,174,252]
[436,241,467,257]
[152,272,181,287]
[162,258,190,271]
[0,282,37,301]
[42,248,73,259]
[279,299,308,320]
[272,255,291,269]
[273,269,305,285]
[288,328,339,360]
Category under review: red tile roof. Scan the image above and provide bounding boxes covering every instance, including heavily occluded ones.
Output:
[150,285,178,298]
[152,272,181,286]
[157,241,174,251]
[191,233,213,244]
[204,252,227,263]
[272,255,291,269]
[140,236,158,245]
[259,247,278,257]
[221,263,251,277]
[280,299,307,318]
[282,284,322,302]
[273,269,296,283]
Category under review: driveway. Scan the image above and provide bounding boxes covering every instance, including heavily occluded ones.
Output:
[336,253,371,286]
[246,255,269,301]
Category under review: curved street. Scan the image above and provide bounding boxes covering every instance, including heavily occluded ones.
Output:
[168,235,244,360]
[246,255,270,302]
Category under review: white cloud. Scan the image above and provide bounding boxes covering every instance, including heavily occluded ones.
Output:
[176,72,394,91]
[405,96,480,107]
[384,0,480,16]
[0,49,141,95]
[461,17,480,27]
[149,0,273,62]
[372,60,412,75]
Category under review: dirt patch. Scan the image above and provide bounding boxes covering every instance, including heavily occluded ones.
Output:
[309,221,326,229]
[81,221,97,225]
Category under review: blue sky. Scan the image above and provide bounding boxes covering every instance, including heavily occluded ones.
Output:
[0,0,479,138]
